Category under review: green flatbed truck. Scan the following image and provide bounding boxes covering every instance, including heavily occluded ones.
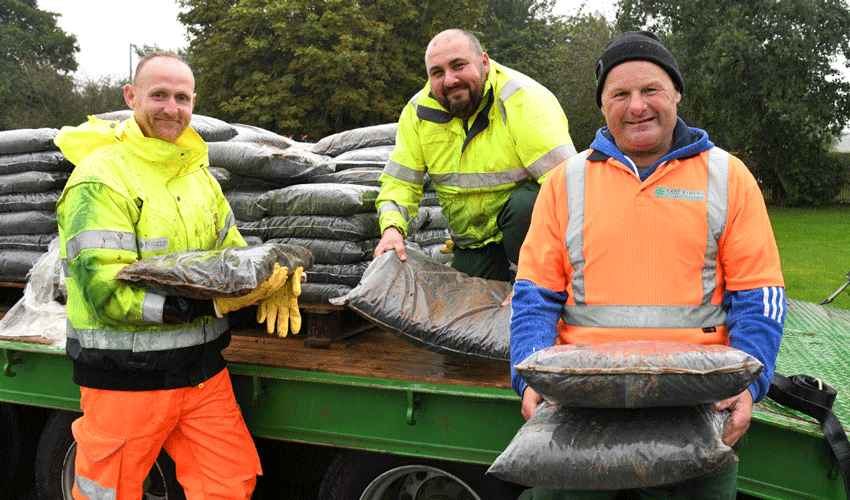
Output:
[0,283,848,500]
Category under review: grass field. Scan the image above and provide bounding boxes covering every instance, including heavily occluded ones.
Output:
[767,205,850,309]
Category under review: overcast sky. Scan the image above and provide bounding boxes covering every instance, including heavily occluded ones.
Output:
[36,0,616,81]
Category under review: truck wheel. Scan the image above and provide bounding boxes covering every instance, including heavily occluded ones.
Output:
[34,410,186,500]
[316,449,525,500]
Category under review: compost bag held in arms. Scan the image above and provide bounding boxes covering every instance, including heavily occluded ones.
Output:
[487,402,735,490]
[332,244,512,363]
[516,341,763,408]
[115,243,313,299]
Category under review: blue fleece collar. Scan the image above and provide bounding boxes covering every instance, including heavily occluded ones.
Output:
[589,117,714,181]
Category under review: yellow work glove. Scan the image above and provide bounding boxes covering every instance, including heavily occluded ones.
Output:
[257,266,303,337]
[439,239,454,254]
[213,264,288,318]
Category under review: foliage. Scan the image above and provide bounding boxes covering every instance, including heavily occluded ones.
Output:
[616,0,850,205]
[543,13,613,150]
[475,1,612,150]
[0,0,79,130]
[179,0,485,140]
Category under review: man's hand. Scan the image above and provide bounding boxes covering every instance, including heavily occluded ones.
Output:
[521,386,544,421]
[373,226,407,261]
[714,388,753,446]
[501,290,514,307]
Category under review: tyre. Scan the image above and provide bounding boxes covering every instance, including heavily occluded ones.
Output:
[33,410,186,500]
[316,449,525,500]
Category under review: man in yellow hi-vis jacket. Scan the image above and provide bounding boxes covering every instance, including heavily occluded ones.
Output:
[55,52,292,500]
[373,29,577,290]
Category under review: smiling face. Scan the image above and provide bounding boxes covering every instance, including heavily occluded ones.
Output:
[600,60,681,166]
[425,31,490,120]
[123,56,196,144]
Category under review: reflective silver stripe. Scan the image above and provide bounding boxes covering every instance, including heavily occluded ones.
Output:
[65,230,137,262]
[217,210,237,248]
[76,475,116,500]
[563,147,730,328]
[527,144,577,179]
[66,316,229,352]
[429,167,528,189]
[142,293,165,324]
[496,78,546,124]
[383,160,425,185]
[378,201,409,221]
[703,147,729,306]
[62,258,71,278]
[561,304,728,328]
[564,152,589,303]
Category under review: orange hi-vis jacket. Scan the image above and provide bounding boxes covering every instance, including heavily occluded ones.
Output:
[511,121,785,401]
[518,147,783,345]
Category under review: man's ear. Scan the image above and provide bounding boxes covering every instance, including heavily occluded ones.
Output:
[123,84,136,109]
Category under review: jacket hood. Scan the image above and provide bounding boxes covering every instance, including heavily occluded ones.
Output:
[54,115,207,167]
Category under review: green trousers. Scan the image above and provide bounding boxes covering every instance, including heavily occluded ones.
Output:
[517,436,746,500]
[451,182,540,282]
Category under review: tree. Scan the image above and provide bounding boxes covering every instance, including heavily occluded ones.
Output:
[616,0,850,205]
[473,0,612,150]
[0,0,79,129]
[178,0,486,140]
[545,13,614,150]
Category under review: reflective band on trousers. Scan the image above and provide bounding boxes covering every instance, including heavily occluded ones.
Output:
[66,316,229,352]
[561,147,730,328]
[76,475,116,500]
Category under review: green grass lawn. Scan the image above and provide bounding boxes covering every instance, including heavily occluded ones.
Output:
[767,205,850,309]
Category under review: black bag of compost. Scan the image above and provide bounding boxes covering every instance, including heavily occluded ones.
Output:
[516,341,763,408]
[332,244,511,363]
[487,402,735,490]
[115,243,313,299]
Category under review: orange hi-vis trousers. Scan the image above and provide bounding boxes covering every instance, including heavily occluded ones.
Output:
[71,368,262,500]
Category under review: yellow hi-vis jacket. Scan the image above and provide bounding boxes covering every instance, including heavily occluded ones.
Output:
[376,60,576,248]
[55,116,245,389]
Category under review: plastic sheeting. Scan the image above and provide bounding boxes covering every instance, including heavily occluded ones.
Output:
[115,243,313,299]
[0,238,66,344]
[333,244,511,363]
[516,341,763,408]
[487,402,734,490]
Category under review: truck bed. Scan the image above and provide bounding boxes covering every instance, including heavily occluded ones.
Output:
[1,297,849,499]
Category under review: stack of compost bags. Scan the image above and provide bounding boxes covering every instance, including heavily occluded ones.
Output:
[215,121,451,304]
[0,128,68,283]
[0,115,452,304]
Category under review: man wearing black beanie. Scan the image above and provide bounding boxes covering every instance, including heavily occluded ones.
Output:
[508,31,785,499]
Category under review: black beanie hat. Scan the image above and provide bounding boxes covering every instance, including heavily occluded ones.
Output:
[595,31,684,107]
